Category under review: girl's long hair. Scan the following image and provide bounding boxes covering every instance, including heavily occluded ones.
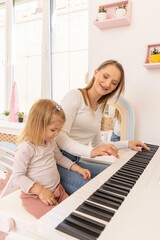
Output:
[79,60,125,112]
[17,99,65,146]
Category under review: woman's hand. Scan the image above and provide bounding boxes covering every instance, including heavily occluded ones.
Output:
[91,144,120,158]
[128,141,150,151]
[70,164,91,180]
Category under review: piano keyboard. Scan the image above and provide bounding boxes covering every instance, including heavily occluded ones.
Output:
[36,143,160,240]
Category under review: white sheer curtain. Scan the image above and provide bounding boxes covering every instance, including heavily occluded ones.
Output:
[51,0,88,104]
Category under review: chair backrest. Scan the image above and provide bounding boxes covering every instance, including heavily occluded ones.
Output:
[107,95,134,141]
[0,145,14,174]
[0,143,19,198]
[0,175,19,198]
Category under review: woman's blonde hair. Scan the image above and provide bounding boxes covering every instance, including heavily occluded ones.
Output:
[79,60,125,112]
[17,99,65,146]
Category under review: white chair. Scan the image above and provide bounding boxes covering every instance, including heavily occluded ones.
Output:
[0,143,37,236]
[0,189,37,235]
[0,144,18,198]
[107,95,135,141]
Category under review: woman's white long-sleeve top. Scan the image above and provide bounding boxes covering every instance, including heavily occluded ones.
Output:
[56,89,128,158]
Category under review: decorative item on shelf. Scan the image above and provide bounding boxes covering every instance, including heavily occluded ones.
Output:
[98,6,107,22]
[16,112,24,123]
[148,47,160,63]
[115,3,127,18]
[143,44,160,69]
[93,0,132,30]
[9,82,19,122]
[3,110,10,121]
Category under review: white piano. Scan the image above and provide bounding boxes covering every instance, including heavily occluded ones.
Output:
[4,143,160,240]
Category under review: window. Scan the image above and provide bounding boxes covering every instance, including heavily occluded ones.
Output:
[51,0,88,103]
[1,0,88,115]
[13,0,43,112]
[0,1,5,112]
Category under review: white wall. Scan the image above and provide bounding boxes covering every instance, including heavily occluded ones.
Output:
[89,0,160,145]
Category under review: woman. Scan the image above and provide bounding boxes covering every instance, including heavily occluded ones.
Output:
[56,60,149,195]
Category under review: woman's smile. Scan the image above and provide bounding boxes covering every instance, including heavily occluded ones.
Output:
[99,83,109,92]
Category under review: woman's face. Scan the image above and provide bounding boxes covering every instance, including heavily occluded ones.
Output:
[93,64,121,97]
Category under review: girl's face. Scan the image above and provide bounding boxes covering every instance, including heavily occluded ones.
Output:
[93,64,121,97]
[44,114,64,142]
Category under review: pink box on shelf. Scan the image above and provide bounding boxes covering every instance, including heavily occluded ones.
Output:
[143,43,160,69]
[93,0,132,30]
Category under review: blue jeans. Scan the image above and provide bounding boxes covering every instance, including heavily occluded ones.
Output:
[110,132,120,142]
[58,150,108,195]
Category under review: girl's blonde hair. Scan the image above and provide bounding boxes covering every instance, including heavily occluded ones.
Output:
[17,99,65,146]
[79,60,125,112]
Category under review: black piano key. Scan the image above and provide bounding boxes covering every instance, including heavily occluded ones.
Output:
[121,167,144,176]
[113,172,137,183]
[123,163,145,171]
[121,164,144,172]
[66,213,105,235]
[56,212,106,240]
[56,221,97,240]
[129,157,150,164]
[108,178,133,188]
[77,201,115,222]
[126,162,146,170]
[127,160,148,168]
[116,170,139,180]
[129,156,150,163]
[100,183,129,196]
[125,160,146,166]
[111,175,136,186]
[117,169,140,177]
[136,151,155,157]
[133,154,152,160]
[96,188,125,201]
[145,143,159,149]
[117,168,140,176]
[88,194,120,210]
[88,190,123,210]
[142,145,157,150]
[141,148,156,154]
[104,180,131,192]
[65,217,101,235]
[70,212,105,231]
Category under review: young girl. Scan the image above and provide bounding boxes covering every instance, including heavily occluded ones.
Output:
[12,99,91,219]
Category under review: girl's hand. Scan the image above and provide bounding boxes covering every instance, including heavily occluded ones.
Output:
[39,188,58,206]
[82,169,91,180]
[91,144,119,159]
[29,183,58,206]
[128,141,150,151]
[70,164,91,180]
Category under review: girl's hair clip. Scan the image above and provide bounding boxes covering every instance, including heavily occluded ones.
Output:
[56,104,61,111]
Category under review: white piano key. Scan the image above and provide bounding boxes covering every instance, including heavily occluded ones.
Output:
[73,210,108,226]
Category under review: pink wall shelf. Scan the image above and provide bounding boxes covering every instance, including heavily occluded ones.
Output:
[93,0,132,30]
[143,44,160,69]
